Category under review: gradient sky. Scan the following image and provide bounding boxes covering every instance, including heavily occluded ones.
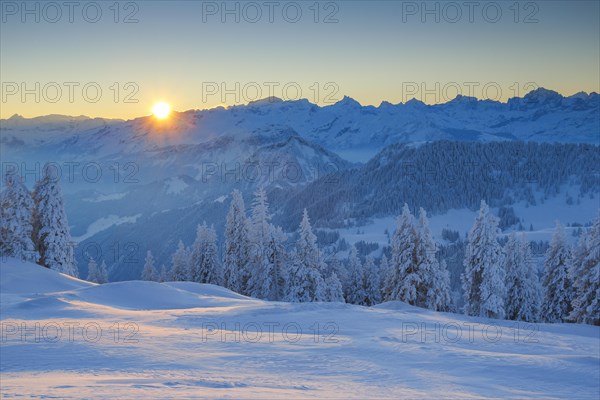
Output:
[1,0,599,119]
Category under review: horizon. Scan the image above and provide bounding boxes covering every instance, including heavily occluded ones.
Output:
[2,86,597,121]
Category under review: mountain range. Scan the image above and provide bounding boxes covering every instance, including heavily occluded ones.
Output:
[1,87,598,280]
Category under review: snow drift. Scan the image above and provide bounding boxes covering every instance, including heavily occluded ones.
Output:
[1,258,599,399]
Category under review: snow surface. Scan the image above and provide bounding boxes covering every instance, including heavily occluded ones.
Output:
[1,258,598,399]
[72,214,142,242]
[165,177,189,195]
[84,192,128,202]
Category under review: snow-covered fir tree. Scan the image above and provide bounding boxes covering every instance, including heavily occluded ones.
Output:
[189,223,221,285]
[322,252,345,303]
[295,209,327,276]
[97,260,109,284]
[158,265,168,283]
[410,207,437,307]
[284,252,323,302]
[385,204,419,304]
[87,257,99,283]
[505,234,541,322]
[222,190,250,294]
[263,226,288,300]
[32,164,77,276]
[324,271,345,303]
[462,200,506,319]
[283,210,327,302]
[502,233,520,318]
[328,252,348,292]
[378,254,389,300]
[568,226,589,322]
[0,171,38,263]
[345,245,366,304]
[250,187,270,243]
[541,223,573,322]
[417,207,451,311]
[246,187,278,299]
[569,213,600,325]
[427,259,452,312]
[142,250,157,281]
[86,257,108,284]
[363,255,381,306]
[170,240,190,281]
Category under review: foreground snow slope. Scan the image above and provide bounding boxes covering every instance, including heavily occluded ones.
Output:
[1,259,599,399]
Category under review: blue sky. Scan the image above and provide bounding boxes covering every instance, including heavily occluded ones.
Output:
[1,0,598,118]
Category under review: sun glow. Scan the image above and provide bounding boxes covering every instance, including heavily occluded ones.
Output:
[152,102,171,119]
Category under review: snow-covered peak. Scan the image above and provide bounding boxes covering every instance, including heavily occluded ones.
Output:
[403,98,427,108]
[248,96,284,106]
[522,87,563,105]
[330,95,362,108]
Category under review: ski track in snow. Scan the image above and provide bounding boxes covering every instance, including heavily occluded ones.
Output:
[1,259,598,399]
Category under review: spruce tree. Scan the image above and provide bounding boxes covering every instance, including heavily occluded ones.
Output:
[417,207,451,311]
[158,264,168,282]
[329,252,349,292]
[569,213,600,325]
[142,250,157,281]
[263,226,288,300]
[378,254,389,301]
[0,171,38,263]
[87,257,99,283]
[427,259,452,312]
[462,200,506,319]
[363,255,381,306]
[246,187,274,299]
[223,190,250,294]
[32,164,77,276]
[97,260,109,284]
[505,234,541,322]
[385,204,419,304]
[324,271,345,303]
[541,223,573,322]
[170,240,190,281]
[190,223,221,285]
[345,245,365,304]
[284,210,327,302]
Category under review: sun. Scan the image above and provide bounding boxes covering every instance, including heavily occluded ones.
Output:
[152,102,171,119]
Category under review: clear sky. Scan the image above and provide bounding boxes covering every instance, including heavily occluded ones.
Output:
[1,0,599,119]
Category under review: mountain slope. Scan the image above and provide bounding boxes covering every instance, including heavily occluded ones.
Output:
[1,258,599,399]
[279,141,600,228]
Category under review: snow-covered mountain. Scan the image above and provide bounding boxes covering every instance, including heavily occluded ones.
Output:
[0,114,123,155]
[2,88,598,164]
[280,140,600,228]
[1,88,598,280]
